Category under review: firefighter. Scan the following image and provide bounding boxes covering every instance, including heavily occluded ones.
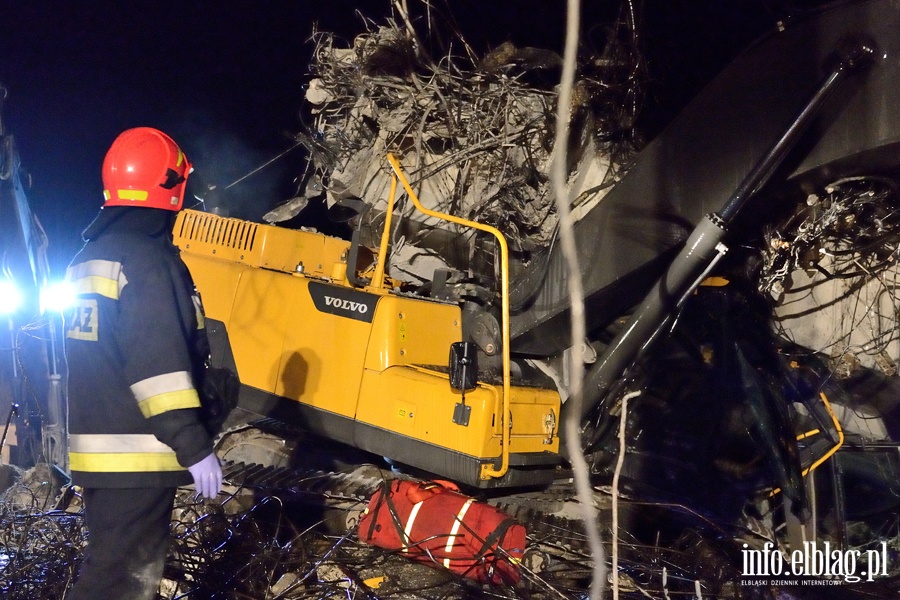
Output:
[64,127,222,600]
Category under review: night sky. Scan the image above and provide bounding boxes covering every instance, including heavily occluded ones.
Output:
[0,1,824,278]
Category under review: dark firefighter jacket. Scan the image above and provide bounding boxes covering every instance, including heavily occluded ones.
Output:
[64,207,213,488]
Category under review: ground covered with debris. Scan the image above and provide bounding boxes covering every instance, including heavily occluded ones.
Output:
[3,459,899,599]
[0,461,771,599]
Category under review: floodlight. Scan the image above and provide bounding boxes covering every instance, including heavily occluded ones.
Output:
[41,281,77,314]
[0,280,22,315]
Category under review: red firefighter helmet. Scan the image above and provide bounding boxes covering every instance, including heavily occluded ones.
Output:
[101,127,193,211]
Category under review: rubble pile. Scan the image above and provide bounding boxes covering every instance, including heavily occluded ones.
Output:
[0,465,83,600]
[280,0,643,285]
[760,175,900,378]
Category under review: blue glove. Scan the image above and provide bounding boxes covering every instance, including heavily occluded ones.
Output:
[188,452,223,499]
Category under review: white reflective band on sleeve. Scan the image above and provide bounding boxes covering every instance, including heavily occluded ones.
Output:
[69,433,176,454]
[443,498,475,568]
[67,259,128,299]
[130,371,194,402]
[402,501,424,553]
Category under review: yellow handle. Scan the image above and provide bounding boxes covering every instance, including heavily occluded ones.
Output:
[368,176,398,291]
[386,153,511,479]
[771,391,844,496]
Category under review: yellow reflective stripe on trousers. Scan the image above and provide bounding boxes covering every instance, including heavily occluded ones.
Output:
[443,498,475,568]
[69,452,184,472]
[68,433,183,472]
[131,371,201,417]
[66,259,128,299]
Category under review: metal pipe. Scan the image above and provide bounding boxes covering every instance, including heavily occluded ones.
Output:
[1,403,18,461]
[719,37,874,223]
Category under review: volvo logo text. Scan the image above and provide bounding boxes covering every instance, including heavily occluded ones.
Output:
[309,282,377,322]
[324,295,369,314]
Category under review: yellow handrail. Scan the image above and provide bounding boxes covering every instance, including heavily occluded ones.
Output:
[386,153,511,479]
[367,176,398,291]
[771,391,844,497]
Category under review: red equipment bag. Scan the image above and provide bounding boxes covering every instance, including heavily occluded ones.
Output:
[357,479,526,584]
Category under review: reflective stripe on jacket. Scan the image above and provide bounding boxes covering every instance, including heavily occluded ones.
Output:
[64,212,212,489]
[69,433,183,472]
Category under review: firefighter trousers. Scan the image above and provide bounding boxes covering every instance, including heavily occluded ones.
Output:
[68,487,177,600]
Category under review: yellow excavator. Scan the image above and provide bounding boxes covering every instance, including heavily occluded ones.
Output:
[176,156,561,489]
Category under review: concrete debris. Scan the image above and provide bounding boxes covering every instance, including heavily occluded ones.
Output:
[270,571,302,595]
[316,562,351,587]
[277,0,640,286]
[2,462,68,513]
[263,195,309,223]
[389,240,450,285]
[0,464,22,496]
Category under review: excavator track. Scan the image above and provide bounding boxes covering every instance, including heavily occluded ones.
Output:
[220,459,590,556]
[221,461,382,510]
[212,422,765,599]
